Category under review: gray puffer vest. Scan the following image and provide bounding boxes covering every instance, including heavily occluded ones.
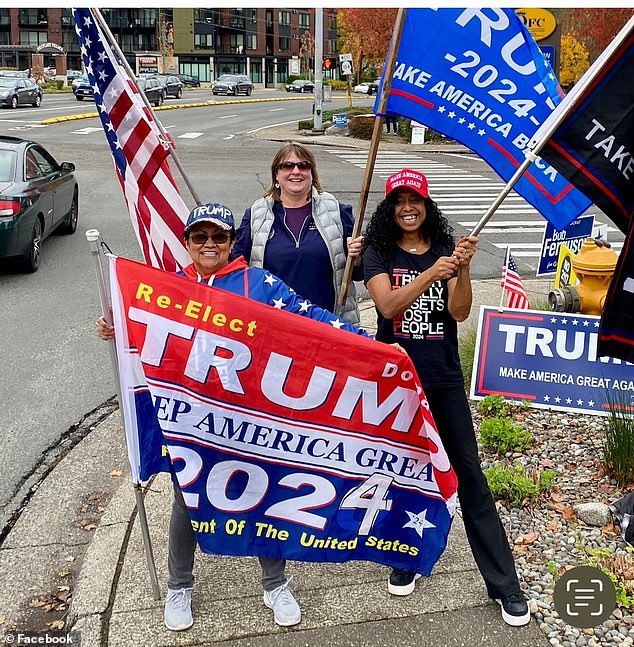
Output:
[248,188,360,324]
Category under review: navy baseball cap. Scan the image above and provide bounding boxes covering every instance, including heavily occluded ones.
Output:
[184,202,235,236]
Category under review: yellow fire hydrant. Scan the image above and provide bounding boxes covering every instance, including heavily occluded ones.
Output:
[548,238,618,315]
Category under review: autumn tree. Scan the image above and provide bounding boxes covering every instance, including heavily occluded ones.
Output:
[559,34,589,89]
[337,8,398,83]
[565,8,633,61]
[299,30,314,77]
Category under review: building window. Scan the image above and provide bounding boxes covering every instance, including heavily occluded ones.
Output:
[0,32,8,46]
[0,8,11,26]
[194,33,213,50]
[19,9,47,27]
[61,8,73,28]
[230,33,244,54]
[279,36,290,52]
[246,33,257,51]
[299,13,310,30]
[246,9,257,23]
[19,31,48,46]
[278,11,290,26]
[194,9,215,25]
[250,61,262,83]
[328,39,338,56]
[328,15,337,31]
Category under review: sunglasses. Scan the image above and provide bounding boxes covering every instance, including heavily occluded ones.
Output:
[189,231,231,245]
[277,160,312,171]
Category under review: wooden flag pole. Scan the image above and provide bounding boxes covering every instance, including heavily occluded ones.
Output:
[91,8,202,207]
[336,8,407,311]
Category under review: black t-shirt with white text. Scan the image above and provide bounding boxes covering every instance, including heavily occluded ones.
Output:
[364,245,464,388]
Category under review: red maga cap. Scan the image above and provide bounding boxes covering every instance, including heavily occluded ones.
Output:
[385,169,429,199]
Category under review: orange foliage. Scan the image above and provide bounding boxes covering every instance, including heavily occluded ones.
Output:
[569,8,634,60]
[337,8,398,81]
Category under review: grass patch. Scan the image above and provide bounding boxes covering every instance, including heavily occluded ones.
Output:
[577,545,634,610]
[602,394,634,486]
[480,417,532,454]
[459,325,476,389]
[484,462,555,506]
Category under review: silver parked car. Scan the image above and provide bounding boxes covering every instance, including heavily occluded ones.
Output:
[211,74,253,96]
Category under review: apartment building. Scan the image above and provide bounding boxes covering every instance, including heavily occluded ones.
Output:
[0,8,340,86]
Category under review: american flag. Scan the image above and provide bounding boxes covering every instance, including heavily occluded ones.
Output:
[501,247,530,309]
[73,8,190,272]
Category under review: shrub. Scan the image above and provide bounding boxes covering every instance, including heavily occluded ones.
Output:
[578,546,634,610]
[348,114,376,140]
[485,463,556,506]
[602,398,634,486]
[480,417,532,454]
[325,79,348,91]
[477,394,509,418]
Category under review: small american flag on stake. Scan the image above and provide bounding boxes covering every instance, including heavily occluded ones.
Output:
[501,247,530,309]
[73,8,191,272]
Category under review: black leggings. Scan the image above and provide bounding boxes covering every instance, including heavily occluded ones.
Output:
[424,385,521,598]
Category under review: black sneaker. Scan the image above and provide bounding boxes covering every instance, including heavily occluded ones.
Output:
[495,592,530,626]
[388,569,421,596]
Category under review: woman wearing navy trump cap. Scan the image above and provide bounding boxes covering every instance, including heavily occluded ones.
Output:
[97,200,372,632]
[362,169,530,628]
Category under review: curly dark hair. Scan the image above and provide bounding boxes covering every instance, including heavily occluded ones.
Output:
[363,193,455,260]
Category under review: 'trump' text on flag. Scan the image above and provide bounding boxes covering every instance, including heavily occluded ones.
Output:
[109,256,458,575]
[377,8,592,232]
[73,8,190,272]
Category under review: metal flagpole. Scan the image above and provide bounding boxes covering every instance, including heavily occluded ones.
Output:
[468,14,634,239]
[499,246,510,312]
[90,8,202,207]
[337,8,407,311]
[86,229,161,600]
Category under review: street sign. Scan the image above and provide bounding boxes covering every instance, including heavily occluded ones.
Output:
[338,53,354,77]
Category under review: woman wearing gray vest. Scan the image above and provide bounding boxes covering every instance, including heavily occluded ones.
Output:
[231,141,363,324]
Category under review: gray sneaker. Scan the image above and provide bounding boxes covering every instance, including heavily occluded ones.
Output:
[164,587,193,631]
[263,580,301,626]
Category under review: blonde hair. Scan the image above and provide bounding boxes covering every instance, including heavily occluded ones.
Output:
[264,141,323,202]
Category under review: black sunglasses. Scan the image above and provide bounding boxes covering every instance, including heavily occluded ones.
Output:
[277,160,312,171]
[189,231,231,245]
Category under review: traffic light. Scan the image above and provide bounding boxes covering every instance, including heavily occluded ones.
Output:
[323,57,336,71]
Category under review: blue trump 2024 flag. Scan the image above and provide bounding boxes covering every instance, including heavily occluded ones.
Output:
[378,8,592,232]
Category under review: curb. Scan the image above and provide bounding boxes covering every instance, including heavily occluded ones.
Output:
[41,94,318,125]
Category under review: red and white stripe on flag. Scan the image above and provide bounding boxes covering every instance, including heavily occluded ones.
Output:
[501,250,530,309]
[73,9,191,272]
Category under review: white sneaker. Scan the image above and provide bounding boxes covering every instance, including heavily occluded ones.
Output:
[164,587,193,631]
[263,580,301,626]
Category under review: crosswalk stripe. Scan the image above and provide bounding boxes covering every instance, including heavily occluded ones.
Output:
[326,148,625,264]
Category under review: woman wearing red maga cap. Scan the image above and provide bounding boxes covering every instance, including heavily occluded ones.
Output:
[362,170,530,628]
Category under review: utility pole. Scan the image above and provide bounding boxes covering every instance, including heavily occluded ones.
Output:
[312,7,324,134]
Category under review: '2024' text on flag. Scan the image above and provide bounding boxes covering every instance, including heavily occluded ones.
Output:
[73,8,190,272]
[378,8,592,232]
[109,256,458,574]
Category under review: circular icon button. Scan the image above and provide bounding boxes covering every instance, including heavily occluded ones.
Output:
[554,565,616,628]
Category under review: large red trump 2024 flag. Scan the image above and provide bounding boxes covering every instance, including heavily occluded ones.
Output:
[109,256,457,575]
